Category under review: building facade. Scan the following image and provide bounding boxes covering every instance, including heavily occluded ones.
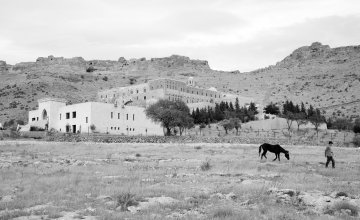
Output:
[26,77,254,135]
[27,98,163,135]
[98,77,253,111]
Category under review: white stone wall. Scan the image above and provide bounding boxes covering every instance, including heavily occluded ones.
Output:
[28,100,163,135]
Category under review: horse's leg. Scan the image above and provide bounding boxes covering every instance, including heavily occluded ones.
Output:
[278,154,281,161]
[273,154,277,161]
[262,150,267,159]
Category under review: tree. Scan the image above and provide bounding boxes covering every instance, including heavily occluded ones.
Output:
[220,119,234,134]
[309,109,325,138]
[307,105,315,118]
[248,102,258,114]
[300,102,307,115]
[294,112,307,131]
[235,98,240,115]
[174,112,194,136]
[331,118,352,131]
[283,112,295,132]
[146,99,191,136]
[199,123,206,135]
[230,118,241,135]
[354,118,360,133]
[264,102,280,115]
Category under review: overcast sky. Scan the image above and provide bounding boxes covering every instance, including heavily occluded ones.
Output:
[1,0,360,71]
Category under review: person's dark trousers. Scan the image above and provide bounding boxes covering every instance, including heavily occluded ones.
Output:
[326,156,335,168]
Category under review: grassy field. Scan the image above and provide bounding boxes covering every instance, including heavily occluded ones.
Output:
[0,140,359,220]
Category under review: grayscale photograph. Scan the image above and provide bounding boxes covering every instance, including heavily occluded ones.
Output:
[0,0,359,219]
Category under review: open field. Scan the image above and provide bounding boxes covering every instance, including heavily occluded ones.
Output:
[0,141,360,220]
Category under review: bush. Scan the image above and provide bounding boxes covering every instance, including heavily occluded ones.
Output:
[332,201,358,216]
[354,118,360,133]
[116,192,138,211]
[353,135,360,147]
[200,159,211,171]
[86,66,96,72]
[212,207,234,218]
[30,126,45,131]
[102,76,108,81]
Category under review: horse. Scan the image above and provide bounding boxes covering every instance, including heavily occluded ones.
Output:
[259,143,290,161]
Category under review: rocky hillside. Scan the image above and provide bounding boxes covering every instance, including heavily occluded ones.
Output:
[0,55,216,123]
[0,42,359,124]
[197,42,359,120]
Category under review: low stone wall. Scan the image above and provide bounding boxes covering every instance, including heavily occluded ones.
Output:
[44,133,325,146]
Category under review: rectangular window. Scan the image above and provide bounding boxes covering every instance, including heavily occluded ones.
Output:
[72,111,76,118]
[86,117,88,123]
[118,113,120,119]
[126,114,128,120]
[143,88,146,92]
[111,112,113,119]
[36,117,39,121]
[60,114,61,120]
[133,114,135,121]
[32,118,35,121]
[66,113,70,119]
[144,96,146,100]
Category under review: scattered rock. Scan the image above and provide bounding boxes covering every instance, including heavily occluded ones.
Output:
[269,188,360,216]
[0,195,15,202]
[127,196,179,213]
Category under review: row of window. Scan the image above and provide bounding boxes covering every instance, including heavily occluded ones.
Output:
[100,88,147,99]
[167,96,212,103]
[110,112,135,121]
[60,111,76,120]
[31,117,39,121]
[110,127,135,131]
[150,84,218,98]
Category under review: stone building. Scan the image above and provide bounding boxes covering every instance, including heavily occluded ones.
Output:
[98,77,253,111]
[25,77,254,135]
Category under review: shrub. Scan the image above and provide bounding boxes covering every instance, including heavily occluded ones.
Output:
[212,207,234,218]
[86,66,96,72]
[30,126,45,131]
[116,192,138,211]
[102,76,108,81]
[200,159,211,171]
[353,135,360,147]
[332,201,358,216]
[354,118,360,133]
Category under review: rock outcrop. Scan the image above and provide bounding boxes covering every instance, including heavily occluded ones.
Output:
[151,55,210,69]
[275,42,360,68]
[0,60,10,72]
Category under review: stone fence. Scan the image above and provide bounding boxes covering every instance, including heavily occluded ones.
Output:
[43,133,331,146]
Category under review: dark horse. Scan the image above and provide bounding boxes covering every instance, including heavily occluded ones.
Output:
[259,143,290,161]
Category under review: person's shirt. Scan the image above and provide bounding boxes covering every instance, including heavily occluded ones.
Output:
[325,146,333,157]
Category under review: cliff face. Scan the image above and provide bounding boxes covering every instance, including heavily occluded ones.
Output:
[275,42,360,68]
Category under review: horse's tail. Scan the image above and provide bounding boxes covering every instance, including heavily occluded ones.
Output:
[259,144,263,157]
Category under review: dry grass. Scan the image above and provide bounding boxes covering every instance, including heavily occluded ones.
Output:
[0,140,359,219]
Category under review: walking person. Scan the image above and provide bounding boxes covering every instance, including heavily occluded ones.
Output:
[325,141,335,168]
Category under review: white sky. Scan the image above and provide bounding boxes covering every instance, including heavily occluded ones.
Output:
[0,0,360,71]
